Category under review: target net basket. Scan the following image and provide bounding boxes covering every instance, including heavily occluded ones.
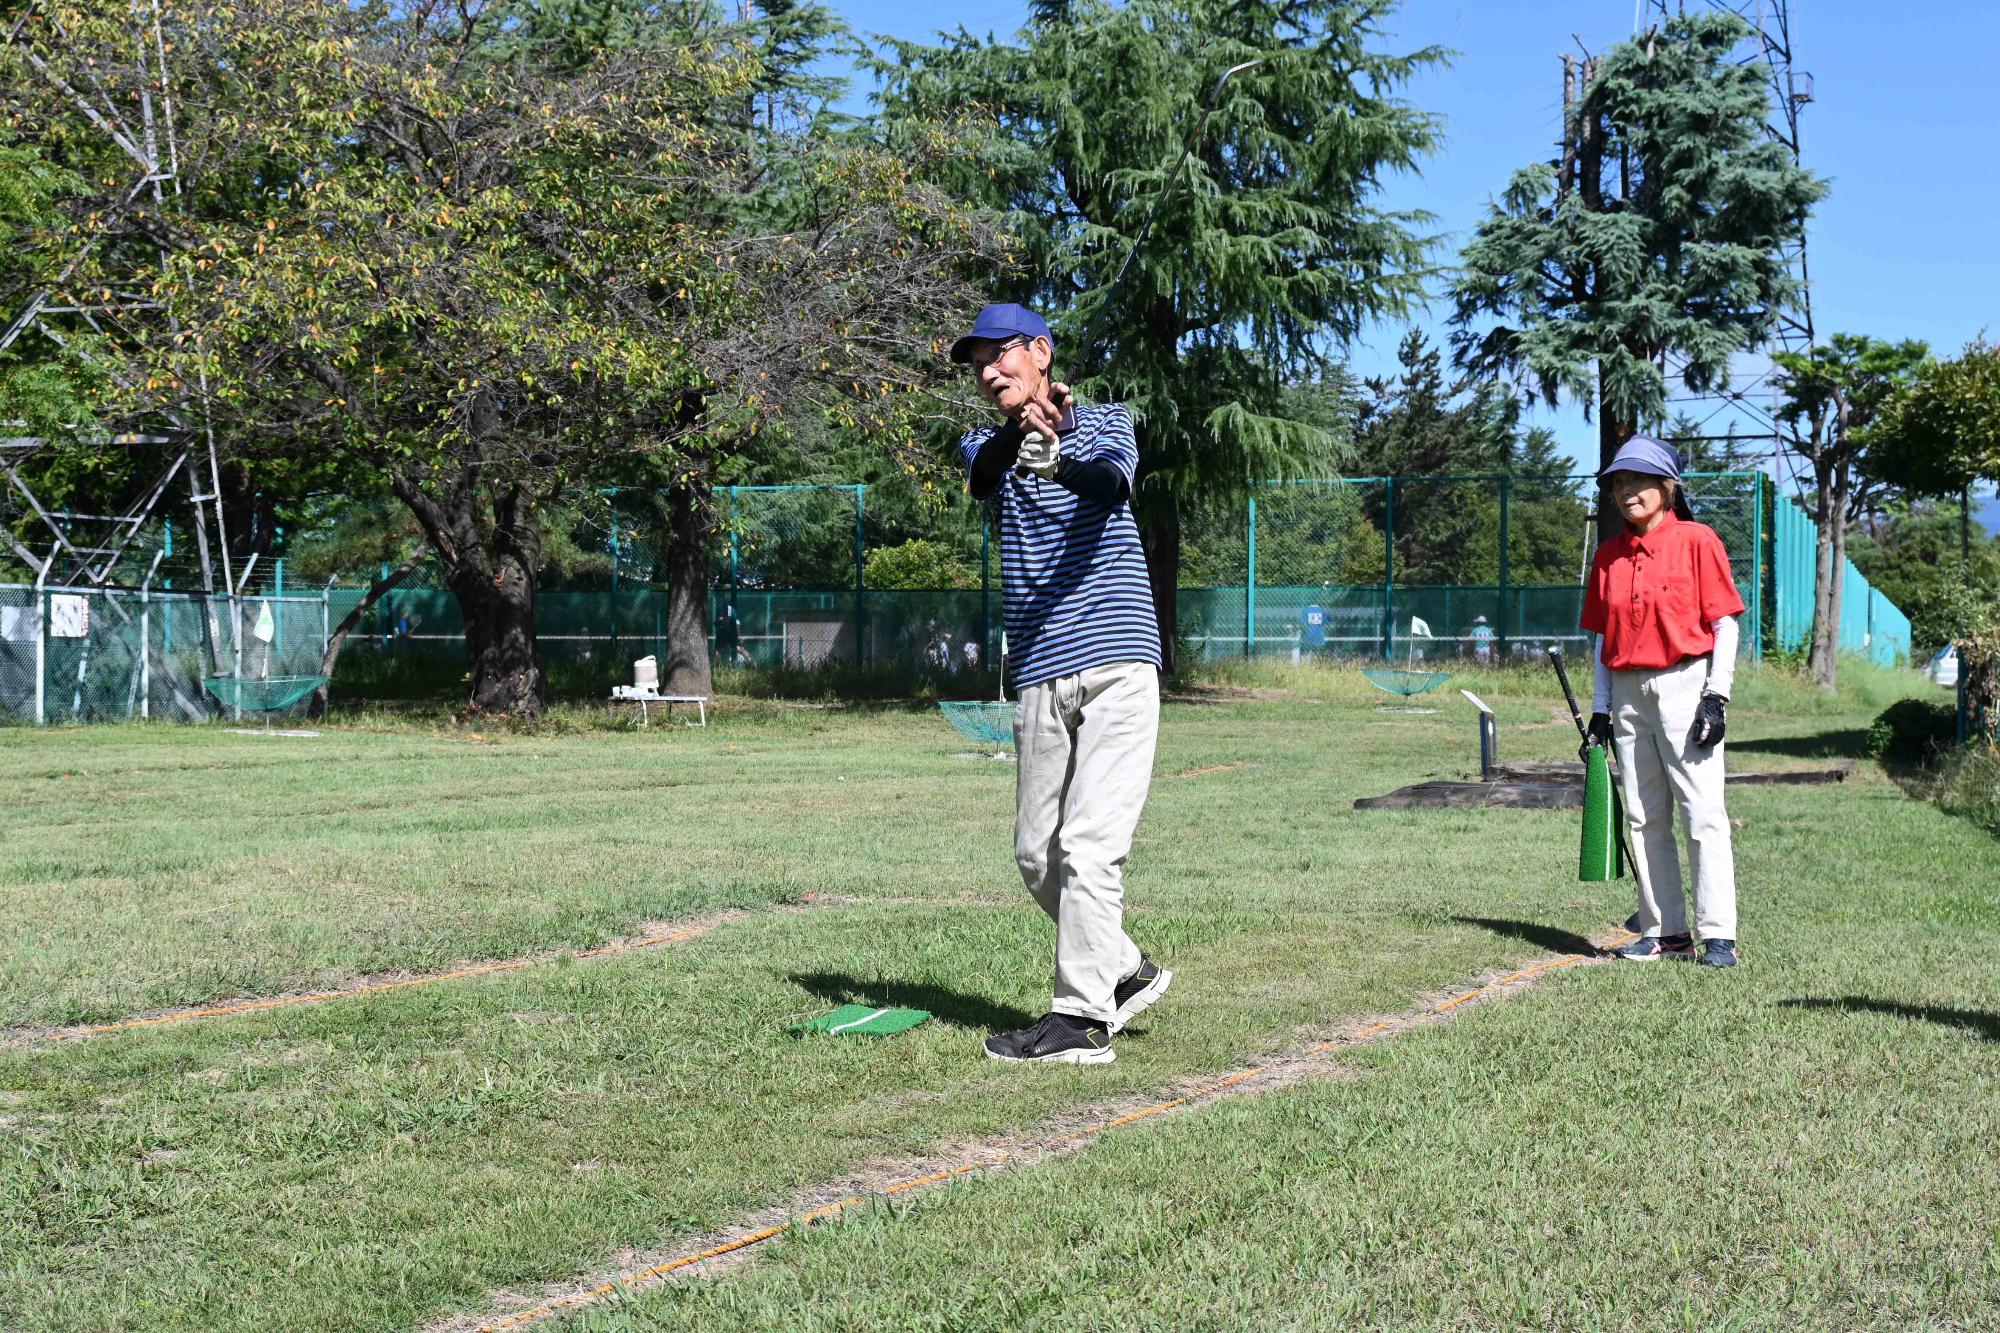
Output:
[202,674,329,714]
[938,700,1017,748]
[1361,668,1452,699]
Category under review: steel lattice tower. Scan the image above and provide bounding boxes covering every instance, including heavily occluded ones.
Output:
[1,0,230,601]
[1639,0,1818,492]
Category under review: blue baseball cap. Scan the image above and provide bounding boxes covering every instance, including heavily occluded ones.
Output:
[1598,435,1683,481]
[949,303,1054,363]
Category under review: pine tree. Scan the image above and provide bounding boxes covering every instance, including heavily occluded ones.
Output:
[869,0,1443,669]
[1451,12,1825,485]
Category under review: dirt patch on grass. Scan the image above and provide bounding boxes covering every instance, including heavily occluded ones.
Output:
[1161,683,1300,705]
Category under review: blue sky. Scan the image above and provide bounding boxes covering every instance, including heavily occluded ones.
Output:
[824,0,1999,519]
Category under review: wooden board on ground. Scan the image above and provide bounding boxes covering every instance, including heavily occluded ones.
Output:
[1357,760,1858,810]
[1487,760,1855,786]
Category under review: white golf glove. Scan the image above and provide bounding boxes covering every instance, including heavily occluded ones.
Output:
[1016,429,1060,479]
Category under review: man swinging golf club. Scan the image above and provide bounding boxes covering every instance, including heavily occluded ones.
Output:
[955,302,1171,1064]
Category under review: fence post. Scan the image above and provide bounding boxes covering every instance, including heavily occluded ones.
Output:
[1751,473,1765,661]
[1381,477,1396,661]
[33,578,46,726]
[980,517,991,661]
[609,520,620,652]
[140,586,151,721]
[852,485,865,667]
[1497,474,1511,661]
[1245,489,1257,659]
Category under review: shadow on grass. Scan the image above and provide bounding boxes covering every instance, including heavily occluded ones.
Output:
[1780,996,2000,1044]
[1450,916,1604,958]
[1728,729,1873,761]
[790,972,1035,1033]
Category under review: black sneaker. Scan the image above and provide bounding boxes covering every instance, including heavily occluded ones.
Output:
[1697,938,1739,968]
[1614,932,1694,961]
[983,1012,1115,1065]
[1109,957,1173,1035]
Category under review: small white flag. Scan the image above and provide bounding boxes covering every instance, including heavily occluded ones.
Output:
[1408,615,1432,638]
[252,602,277,644]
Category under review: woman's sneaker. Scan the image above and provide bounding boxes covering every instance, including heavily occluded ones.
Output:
[983,1012,1115,1064]
[1615,932,1694,961]
[1109,956,1173,1034]
[1698,938,1739,968]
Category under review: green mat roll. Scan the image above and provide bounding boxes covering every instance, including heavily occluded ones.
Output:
[1580,745,1625,881]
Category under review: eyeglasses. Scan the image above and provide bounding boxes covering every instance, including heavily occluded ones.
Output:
[964,336,1031,373]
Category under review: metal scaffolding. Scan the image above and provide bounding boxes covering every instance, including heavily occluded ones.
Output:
[1,0,230,602]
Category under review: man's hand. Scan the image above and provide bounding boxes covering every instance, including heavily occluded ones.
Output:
[1012,380,1070,479]
[1016,430,1061,478]
[1016,379,1071,440]
[1687,692,1727,749]
[1580,712,1612,762]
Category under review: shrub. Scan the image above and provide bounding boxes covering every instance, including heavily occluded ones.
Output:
[1866,697,1956,767]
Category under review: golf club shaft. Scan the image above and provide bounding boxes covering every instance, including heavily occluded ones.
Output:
[1547,647,1589,742]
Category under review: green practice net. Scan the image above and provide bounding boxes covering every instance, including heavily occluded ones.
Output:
[203,674,328,714]
[1361,668,1452,699]
[939,700,1016,748]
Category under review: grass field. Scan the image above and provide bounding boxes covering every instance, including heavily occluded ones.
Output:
[4,660,1997,1330]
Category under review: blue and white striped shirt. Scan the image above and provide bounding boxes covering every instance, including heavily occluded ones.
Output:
[960,402,1162,688]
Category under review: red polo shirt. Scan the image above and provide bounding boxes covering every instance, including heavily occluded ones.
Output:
[1581,512,1745,670]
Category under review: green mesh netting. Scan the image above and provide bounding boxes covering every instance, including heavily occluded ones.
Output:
[202,675,328,713]
[1361,668,1452,699]
[939,700,1016,747]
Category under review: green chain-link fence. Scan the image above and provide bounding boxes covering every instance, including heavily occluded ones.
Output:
[14,469,1924,720]
[0,582,332,724]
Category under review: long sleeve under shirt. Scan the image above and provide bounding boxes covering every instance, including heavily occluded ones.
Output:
[961,401,1162,688]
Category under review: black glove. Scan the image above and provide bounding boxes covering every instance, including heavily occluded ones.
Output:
[1688,692,1727,749]
[1580,712,1612,762]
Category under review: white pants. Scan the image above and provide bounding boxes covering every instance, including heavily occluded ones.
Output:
[1014,661,1158,1022]
[1612,655,1737,941]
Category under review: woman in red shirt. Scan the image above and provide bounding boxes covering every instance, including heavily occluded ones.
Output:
[1580,438,1745,968]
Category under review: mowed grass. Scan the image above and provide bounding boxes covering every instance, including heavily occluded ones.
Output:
[4,659,1994,1330]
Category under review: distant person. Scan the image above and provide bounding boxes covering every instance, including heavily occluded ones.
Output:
[1470,614,1495,664]
[715,603,741,666]
[961,638,981,671]
[1581,437,1744,969]
[1299,602,1327,661]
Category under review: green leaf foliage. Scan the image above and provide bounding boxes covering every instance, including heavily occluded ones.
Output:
[868,0,1445,502]
[1872,338,2000,499]
[1451,11,1826,441]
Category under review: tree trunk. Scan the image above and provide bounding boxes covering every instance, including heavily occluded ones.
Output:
[661,472,715,697]
[1807,459,1841,692]
[408,479,546,719]
[1137,496,1181,678]
[308,545,431,718]
[1595,373,1636,543]
[451,548,544,717]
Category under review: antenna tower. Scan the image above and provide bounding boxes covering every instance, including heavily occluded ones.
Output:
[1636,0,1817,490]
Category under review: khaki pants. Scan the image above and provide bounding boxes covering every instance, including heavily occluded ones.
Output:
[1611,655,1737,941]
[1014,661,1158,1022]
